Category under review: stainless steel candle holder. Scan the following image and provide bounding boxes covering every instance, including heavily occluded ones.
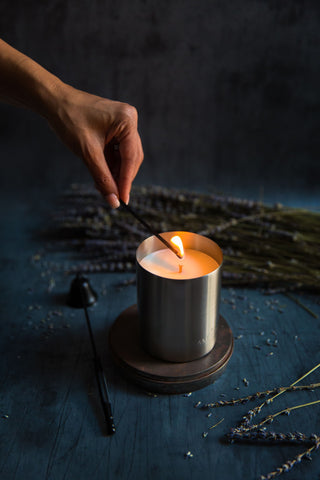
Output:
[136,231,223,362]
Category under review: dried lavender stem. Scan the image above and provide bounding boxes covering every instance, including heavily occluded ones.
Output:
[209,208,293,234]
[284,293,319,319]
[46,184,320,291]
[252,399,320,431]
[235,364,320,433]
[201,383,320,409]
[268,363,320,405]
[209,418,224,430]
[213,363,320,480]
[259,437,320,480]
[227,429,319,445]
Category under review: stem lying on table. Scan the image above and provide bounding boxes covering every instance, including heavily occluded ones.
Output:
[198,363,320,480]
[45,184,320,293]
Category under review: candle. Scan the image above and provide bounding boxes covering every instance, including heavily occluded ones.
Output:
[136,231,223,362]
[140,248,219,280]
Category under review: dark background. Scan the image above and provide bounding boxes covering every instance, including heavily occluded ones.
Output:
[1,0,319,206]
[1,5,320,479]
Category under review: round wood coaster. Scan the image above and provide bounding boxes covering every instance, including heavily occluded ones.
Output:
[109,305,234,394]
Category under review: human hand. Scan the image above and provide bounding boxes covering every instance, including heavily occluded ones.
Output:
[0,39,143,206]
[46,84,143,208]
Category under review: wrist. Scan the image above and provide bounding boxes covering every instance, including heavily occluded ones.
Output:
[33,71,68,121]
[0,40,66,118]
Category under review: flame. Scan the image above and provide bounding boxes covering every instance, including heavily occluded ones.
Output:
[170,235,184,258]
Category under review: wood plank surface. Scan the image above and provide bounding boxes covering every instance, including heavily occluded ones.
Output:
[0,196,319,480]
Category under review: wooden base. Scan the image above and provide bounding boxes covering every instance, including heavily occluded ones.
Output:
[109,305,234,394]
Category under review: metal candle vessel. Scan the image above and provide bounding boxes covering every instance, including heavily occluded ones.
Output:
[136,231,223,363]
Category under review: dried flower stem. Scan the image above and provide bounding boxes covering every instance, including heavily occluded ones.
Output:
[249,399,320,431]
[209,418,225,430]
[200,363,320,479]
[201,383,320,409]
[45,184,320,292]
[259,437,320,480]
[284,292,319,319]
[237,363,320,433]
[227,429,319,445]
[264,362,320,406]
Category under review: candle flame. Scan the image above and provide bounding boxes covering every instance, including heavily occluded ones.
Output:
[170,235,184,258]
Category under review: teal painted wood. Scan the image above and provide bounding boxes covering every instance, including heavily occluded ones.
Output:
[0,196,319,480]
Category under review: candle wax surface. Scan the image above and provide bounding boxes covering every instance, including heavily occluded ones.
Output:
[140,248,219,279]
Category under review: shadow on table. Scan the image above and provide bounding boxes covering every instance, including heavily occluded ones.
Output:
[11,308,147,438]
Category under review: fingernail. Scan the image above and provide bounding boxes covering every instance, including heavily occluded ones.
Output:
[106,193,120,209]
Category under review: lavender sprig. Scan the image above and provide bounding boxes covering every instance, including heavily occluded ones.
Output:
[239,399,320,432]
[44,183,320,292]
[199,363,320,480]
[227,429,319,445]
[201,383,320,409]
[259,436,320,480]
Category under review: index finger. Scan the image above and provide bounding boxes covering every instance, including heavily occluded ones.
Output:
[84,142,120,208]
[118,131,144,204]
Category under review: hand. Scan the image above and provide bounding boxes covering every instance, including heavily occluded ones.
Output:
[0,39,143,207]
[47,84,144,207]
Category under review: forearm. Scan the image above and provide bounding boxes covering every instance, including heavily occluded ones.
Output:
[0,38,64,118]
[0,39,143,207]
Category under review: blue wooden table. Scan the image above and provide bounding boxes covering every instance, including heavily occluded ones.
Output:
[1,193,319,480]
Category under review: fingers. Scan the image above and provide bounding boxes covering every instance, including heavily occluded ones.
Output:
[84,101,143,207]
[118,131,144,204]
[104,192,120,209]
[105,143,121,183]
[85,142,120,208]
[84,130,143,209]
